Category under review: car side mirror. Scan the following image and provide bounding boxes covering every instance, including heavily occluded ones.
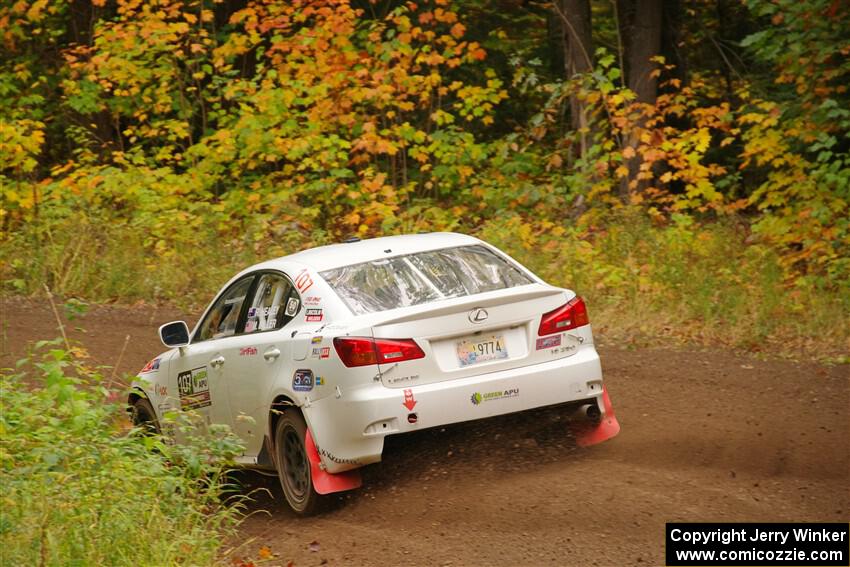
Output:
[159,321,190,348]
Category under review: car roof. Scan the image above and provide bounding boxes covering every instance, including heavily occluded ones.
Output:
[269,232,484,273]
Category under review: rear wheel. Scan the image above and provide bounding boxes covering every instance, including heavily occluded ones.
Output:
[130,397,160,435]
[274,410,323,515]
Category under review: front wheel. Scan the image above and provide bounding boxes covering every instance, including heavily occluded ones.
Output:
[130,397,160,435]
[274,410,324,515]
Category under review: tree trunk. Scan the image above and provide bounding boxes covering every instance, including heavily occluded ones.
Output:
[557,0,593,158]
[618,0,663,200]
[627,0,663,103]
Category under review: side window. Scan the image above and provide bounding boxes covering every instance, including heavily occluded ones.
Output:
[196,277,254,342]
[243,273,300,333]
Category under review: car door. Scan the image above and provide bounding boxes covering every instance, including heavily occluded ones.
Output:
[169,275,255,433]
[222,271,302,457]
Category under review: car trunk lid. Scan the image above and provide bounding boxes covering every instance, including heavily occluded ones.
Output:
[367,285,572,388]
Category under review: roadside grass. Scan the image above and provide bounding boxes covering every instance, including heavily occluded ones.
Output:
[480,212,849,361]
[2,211,847,360]
[0,339,246,566]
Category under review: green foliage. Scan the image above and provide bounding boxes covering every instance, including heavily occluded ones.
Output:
[0,342,245,565]
[738,0,850,286]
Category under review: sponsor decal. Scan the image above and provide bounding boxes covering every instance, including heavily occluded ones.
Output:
[470,388,519,406]
[140,358,160,373]
[311,336,323,345]
[310,347,322,358]
[305,308,323,322]
[285,297,299,317]
[247,307,258,318]
[536,335,562,350]
[294,269,314,293]
[239,346,257,356]
[402,388,417,411]
[320,347,330,359]
[244,319,257,333]
[315,376,325,386]
[292,368,314,392]
[178,366,211,410]
[304,295,322,305]
[154,383,168,397]
[268,317,277,328]
[316,445,361,465]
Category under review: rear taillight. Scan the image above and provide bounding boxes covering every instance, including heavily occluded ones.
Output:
[538,296,589,336]
[333,337,425,367]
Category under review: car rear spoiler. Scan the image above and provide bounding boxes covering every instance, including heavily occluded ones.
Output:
[363,285,567,327]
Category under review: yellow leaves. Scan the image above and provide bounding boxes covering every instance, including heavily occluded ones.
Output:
[622,145,636,159]
[693,128,711,153]
[0,118,45,175]
[740,112,765,125]
[450,22,465,39]
[431,109,454,125]
[25,0,46,21]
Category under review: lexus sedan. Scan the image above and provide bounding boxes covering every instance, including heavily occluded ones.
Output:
[130,232,619,514]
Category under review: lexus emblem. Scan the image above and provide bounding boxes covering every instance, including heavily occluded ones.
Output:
[468,308,488,324]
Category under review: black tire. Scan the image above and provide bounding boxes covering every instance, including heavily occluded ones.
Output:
[130,397,161,435]
[274,410,324,515]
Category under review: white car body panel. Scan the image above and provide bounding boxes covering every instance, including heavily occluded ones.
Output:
[131,232,611,474]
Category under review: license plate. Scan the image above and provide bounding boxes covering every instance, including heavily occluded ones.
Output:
[456,334,508,367]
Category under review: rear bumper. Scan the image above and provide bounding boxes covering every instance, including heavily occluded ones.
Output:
[303,345,605,473]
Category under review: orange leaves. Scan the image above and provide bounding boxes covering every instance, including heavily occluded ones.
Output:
[547,153,563,170]
[257,545,273,560]
[450,22,465,39]
[469,46,487,61]
[45,0,506,243]
[433,8,457,23]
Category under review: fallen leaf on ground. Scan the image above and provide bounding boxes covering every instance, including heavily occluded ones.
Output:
[258,546,273,559]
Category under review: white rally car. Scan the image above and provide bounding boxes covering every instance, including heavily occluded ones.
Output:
[130,232,619,514]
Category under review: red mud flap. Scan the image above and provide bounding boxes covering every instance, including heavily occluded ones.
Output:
[572,386,621,448]
[305,430,362,495]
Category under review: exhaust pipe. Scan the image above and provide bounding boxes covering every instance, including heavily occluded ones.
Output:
[570,387,620,447]
[570,402,601,421]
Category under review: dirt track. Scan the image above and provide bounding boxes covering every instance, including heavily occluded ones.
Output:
[2,299,848,566]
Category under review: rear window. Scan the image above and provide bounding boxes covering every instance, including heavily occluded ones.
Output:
[320,245,533,315]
